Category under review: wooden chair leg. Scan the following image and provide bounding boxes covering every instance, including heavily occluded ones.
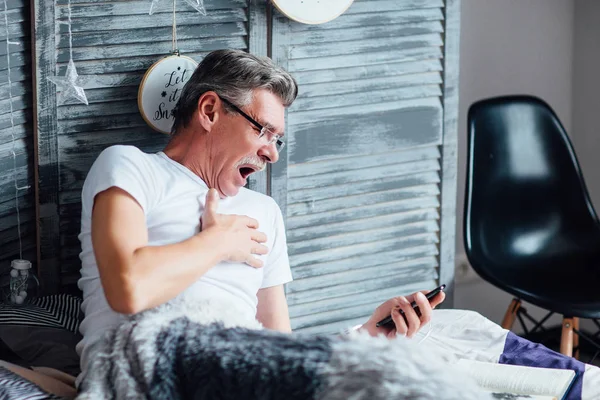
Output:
[573,317,580,360]
[501,298,522,330]
[560,317,574,357]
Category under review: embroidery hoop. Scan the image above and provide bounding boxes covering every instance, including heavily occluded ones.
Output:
[138,53,198,134]
[271,0,354,25]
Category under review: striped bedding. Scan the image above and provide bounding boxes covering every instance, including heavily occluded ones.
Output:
[0,366,62,400]
[0,294,81,334]
[0,294,81,399]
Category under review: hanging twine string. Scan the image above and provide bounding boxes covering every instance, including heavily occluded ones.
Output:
[56,0,74,59]
[3,0,31,260]
[172,0,179,54]
[68,0,74,60]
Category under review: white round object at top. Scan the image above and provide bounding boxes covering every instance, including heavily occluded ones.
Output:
[271,0,354,25]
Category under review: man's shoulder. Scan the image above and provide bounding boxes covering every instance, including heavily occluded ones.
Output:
[97,144,150,162]
[238,188,279,210]
[93,145,160,172]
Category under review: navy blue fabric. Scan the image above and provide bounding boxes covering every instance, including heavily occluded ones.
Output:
[499,332,585,400]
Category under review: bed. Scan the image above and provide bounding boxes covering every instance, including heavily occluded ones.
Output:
[1,294,599,400]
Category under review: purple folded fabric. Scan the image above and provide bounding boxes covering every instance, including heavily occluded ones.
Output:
[500,332,586,400]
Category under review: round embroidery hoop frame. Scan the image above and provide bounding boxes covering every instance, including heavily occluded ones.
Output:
[138,54,198,134]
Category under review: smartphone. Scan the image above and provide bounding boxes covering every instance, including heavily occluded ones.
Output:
[375,284,446,328]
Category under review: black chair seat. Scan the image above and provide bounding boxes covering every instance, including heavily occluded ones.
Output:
[487,258,600,318]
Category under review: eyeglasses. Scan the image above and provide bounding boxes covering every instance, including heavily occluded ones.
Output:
[220,96,285,152]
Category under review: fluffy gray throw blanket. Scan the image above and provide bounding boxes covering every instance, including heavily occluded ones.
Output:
[77,296,490,400]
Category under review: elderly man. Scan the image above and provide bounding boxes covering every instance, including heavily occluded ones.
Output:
[75,49,445,387]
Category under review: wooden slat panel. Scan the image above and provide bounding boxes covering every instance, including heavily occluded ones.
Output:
[287,21,443,46]
[33,0,251,292]
[0,39,26,56]
[289,145,441,177]
[58,22,247,48]
[288,258,438,305]
[1,0,36,279]
[293,84,442,112]
[289,47,443,72]
[287,196,440,230]
[0,51,29,69]
[0,76,30,95]
[66,9,247,32]
[0,94,30,112]
[288,208,440,243]
[288,101,443,164]
[291,244,439,279]
[299,71,442,98]
[346,0,444,14]
[0,108,26,128]
[288,184,440,217]
[287,8,444,32]
[57,36,247,63]
[0,124,29,145]
[57,0,246,17]
[288,158,440,191]
[290,232,438,268]
[437,0,461,304]
[271,0,451,334]
[290,33,442,60]
[289,219,439,256]
[0,191,33,218]
[293,59,443,86]
[289,173,440,213]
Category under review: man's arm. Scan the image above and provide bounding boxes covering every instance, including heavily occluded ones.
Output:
[256,285,292,332]
[92,187,267,314]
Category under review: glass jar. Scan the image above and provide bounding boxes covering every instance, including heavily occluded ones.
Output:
[0,259,39,305]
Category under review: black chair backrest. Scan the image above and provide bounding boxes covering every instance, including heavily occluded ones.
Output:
[464,95,600,278]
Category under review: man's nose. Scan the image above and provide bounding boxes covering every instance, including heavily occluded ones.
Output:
[258,142,279,164]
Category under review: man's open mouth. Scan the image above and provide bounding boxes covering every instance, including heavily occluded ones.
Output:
[239,166,257,179]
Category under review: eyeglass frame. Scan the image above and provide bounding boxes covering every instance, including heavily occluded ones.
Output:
[219,96,285,151]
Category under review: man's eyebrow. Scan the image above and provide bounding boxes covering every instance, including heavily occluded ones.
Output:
[261,120,285,137]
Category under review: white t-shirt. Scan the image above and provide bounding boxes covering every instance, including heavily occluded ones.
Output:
[76,145,292,379]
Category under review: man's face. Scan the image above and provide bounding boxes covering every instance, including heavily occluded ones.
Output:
[210,89,285,197]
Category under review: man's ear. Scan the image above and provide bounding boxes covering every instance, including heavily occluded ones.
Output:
[196,91,220,132]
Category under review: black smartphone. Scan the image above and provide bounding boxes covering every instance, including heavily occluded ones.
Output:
[375,284,446,328]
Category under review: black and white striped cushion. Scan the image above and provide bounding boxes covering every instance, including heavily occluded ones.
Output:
[0,294,81,334]
[0,367,61,400]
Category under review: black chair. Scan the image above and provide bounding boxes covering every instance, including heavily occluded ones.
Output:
[464,95,600,360]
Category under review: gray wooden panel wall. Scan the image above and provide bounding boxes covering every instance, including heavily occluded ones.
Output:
[24,0,459,309]
[34,0,250,293]
[271,0,458,334]
[0,0,36,277]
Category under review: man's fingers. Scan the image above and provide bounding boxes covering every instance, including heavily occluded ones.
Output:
[390,306,408,337]
[252,244,269,256]
[429,291,446,309]
[244,216,259,229]
[397,297,420,338]
[203,189,219,220]
[414,292,433,326]
[245,255,264,269]
[252,230,268,243]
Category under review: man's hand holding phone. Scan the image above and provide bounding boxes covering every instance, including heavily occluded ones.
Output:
[359,285,446,339]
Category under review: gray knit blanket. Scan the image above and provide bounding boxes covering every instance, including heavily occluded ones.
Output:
[76,296,490,400]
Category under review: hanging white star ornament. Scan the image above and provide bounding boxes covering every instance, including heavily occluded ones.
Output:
[47,59,89,106]
[149,0,206,15]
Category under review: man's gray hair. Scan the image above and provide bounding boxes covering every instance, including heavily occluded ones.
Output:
[171,49,298,134]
